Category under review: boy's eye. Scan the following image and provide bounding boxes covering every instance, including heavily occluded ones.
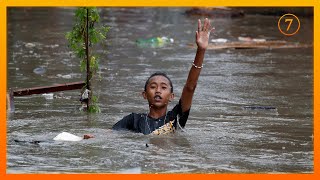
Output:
[162,86,167,90]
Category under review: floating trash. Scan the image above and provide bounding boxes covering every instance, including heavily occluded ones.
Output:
[238,36,253,42]
[136,36,174,48]
[42,93,54,100]
[56,74,72,79]
[61,75,72,79]
[33,67,46,75]
[80,89,90,102]
[44,44,59,48]
[252,38,266,42]
[238,36,266,42]
[53,93,71,100]
[211,38,228,43]
[53,132,83,141]
[25,42,36,48]
[14,139,44,145]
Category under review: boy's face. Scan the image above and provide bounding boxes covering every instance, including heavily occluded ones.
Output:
[142,75,174,109]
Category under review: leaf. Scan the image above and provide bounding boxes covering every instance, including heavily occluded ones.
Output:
[80,59,86,72]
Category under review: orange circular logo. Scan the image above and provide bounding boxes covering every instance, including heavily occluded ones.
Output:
[278,13,300,36]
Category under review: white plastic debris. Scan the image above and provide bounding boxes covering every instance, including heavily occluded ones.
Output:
[81,89,90,100]
[252,38,266,42]
[25,42,36,48]
[53,132,83,141]
[61,75,72,79]
[56,74,72,79]
[42,93,54,100]
[238,36,266,42]
[238,36,252,42]
[211,38,228,43]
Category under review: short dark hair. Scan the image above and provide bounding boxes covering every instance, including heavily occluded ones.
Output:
[144,72,173,93]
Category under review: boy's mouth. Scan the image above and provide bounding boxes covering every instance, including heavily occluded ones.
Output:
[154,95,162,101]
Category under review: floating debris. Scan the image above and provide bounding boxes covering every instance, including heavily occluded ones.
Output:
[42,93,54,100]
[136,36,174,48]
[57,74,72,79]
[79,89,90,111]
[80,89,90,101]
[238,36,266,42]
[53,93,71,100]
[53,132,83,141]
[33,67,46,75]
[25,42,36,48]
[211,38,228,43]
[44,44,59,48]
[14,139,44,145]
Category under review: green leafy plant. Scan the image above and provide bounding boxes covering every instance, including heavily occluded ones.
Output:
[66,7,109,113]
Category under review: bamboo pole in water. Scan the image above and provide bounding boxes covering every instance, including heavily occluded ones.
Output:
[12,82,86,96]
[7,81,86,113]
[85,8,90,110]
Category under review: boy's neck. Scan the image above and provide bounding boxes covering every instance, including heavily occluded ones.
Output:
[148,107,167,119]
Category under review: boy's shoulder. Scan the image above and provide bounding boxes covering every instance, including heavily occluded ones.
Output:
[133,112,146,118]
[125,112,146,120]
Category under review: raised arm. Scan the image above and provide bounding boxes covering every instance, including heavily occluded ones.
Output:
[180,18,214,112]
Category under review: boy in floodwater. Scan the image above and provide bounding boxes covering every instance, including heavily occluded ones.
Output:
[111,18,214,135]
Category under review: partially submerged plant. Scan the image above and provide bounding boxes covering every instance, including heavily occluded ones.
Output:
[66,7,109,113]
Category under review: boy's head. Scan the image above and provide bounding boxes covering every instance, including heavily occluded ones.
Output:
[143,72,174,108]
[144,72,173,93]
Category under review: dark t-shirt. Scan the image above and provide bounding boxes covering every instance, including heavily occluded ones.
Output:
[112,100,190,135]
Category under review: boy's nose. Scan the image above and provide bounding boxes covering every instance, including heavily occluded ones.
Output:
[155,87,161,93]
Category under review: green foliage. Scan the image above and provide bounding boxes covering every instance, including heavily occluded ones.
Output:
[88,95,101,113]
[66,7,109,113]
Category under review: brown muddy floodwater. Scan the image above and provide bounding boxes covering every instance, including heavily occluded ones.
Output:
[7,7,313,173]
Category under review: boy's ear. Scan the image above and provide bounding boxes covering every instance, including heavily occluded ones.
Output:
[142,91,147,99]
[169,93,175,102]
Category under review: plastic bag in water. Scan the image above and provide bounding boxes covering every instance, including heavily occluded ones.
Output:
[53,132,83,141]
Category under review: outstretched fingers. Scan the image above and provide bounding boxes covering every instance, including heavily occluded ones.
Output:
[203,18,209,32]
[195,18,215,48]
[205,18,215,35]
[206,18,213,32]
[195,30,199,40]
[198,19,201,32]
[198,18,214,33]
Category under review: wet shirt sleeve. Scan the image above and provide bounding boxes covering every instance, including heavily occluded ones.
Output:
[170,99,190,128]
[112,113,135,131]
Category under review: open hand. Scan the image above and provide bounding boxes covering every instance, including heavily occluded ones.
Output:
[196,18,215,50]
